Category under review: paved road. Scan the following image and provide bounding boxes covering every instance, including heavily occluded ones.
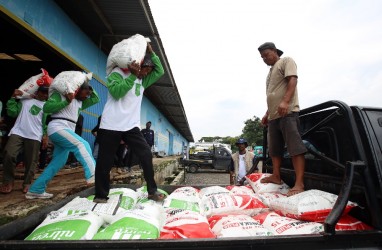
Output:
[179,160,263,187]
[180,170,230,186]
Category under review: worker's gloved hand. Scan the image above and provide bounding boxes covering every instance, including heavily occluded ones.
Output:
[238,179,244,186]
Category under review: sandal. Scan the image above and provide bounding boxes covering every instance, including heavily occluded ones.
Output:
[148,191,166,202]
[0,183,14,194]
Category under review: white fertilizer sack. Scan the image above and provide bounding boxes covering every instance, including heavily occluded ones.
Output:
[92,209,160,240]
[208,214,272,238]
[199,186,230,199]
[59,195,121,224]
[201,193,267,217]
[160,209,215,239]
[245,173,290,194]
[106,34,147,75]
[254,212,323,235]
[25,210,103,240]
[49,71,92,95]
[226,185,256,196]
[269,189,357,222]
[17,68,53,99]
[163,193,201,213]
[171,186,200,197]
[257,192,286,207]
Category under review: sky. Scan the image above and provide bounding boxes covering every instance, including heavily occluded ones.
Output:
[148,0,382,142]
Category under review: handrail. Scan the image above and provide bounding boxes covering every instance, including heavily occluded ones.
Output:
[324,161,359,234]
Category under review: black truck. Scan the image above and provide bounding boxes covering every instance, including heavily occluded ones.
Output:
[182,146,232,173]
[0,100,381,249]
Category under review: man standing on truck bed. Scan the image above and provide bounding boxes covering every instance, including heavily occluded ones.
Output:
[258,42,307,196]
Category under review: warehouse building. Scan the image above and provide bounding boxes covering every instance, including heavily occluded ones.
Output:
[0,0,194,156]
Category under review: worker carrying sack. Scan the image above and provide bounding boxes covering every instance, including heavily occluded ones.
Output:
[17,68,53,99]
[106,34,148,75]
[49,71,92,95]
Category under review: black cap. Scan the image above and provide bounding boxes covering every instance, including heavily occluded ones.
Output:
[37,86,49,92]
[258,42,283,56]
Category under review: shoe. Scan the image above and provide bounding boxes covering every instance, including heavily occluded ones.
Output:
[148,191,166,202]
[25,191,53,199]
[93,198,108,203]
[86,175,95,185]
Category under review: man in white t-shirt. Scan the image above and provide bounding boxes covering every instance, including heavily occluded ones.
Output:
[0,87,49,194]
[94,43,165,203]
[26,81,99,199]
[229,138,257,185]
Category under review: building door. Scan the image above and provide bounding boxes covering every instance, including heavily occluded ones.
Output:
[168,132,174,156]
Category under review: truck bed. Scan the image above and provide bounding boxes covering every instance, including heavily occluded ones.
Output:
[0,185,381,250]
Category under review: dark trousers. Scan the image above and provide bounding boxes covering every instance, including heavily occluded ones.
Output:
[94,127,157,199]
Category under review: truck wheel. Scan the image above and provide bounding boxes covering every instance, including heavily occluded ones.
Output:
[188,164,198,173]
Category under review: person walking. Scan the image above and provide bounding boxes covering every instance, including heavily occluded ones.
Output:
[26,81,99,199]
[0,87,49,194]
[257,42,307,196]
[93,43,165,203]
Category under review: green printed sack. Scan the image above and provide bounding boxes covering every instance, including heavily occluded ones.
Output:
[136,186,168,203]
[25,210,103,240]
[93,209,160,240]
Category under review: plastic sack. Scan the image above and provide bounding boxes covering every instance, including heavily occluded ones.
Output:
[208,214,272,237]
[200,193,267,217]
[25,210,103,240]
[163,192,201,213]
[335,215,373,231]
[226,185,256,196]
[269,189,357,222]
[245,173,290,194]
[171,186,200,197]
[254,212,323,235]
[199,186,230,199]
[160,208,215,239]
[49,71,92,95]
[17,68,53,99]
[106,34,147,75]
[92,209,160,240]
[136,186,168,203]
[257,192,286,207]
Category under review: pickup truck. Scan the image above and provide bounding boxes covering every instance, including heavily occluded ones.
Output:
[181,146,232,173]
[0,100,381,249]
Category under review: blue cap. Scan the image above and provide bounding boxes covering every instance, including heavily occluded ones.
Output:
[235,138,248,146]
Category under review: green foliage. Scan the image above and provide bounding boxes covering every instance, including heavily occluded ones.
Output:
[240,116,264,147]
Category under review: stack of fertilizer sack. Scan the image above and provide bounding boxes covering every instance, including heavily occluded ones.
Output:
[24,173,373,241]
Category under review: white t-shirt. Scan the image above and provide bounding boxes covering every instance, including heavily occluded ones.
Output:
[48,95,82,136]
[237,154,247,181]
[100,68,144,131]
[9,98,45,141]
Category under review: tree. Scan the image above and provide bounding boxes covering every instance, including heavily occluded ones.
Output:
[241,116,264,147]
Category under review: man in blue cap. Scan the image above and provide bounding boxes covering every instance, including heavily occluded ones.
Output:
[229,138,257,185]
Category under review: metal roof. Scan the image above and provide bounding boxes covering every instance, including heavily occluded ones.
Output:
[54,0,194,142]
